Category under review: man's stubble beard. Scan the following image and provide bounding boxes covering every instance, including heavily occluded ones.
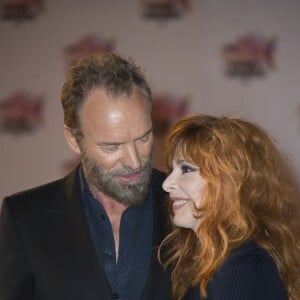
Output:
[81,150,153,207]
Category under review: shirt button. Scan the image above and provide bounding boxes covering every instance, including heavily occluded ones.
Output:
[112,292,119,299]
[105,252,113,259]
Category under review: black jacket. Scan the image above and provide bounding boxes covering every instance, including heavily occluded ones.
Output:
[0,167,171,300]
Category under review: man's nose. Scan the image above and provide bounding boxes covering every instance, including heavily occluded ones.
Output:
[122,143,141,170]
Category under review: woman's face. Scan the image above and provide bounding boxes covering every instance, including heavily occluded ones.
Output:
[162,153,207,232]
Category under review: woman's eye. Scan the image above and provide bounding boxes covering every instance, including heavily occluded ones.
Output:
[181,164,196,174]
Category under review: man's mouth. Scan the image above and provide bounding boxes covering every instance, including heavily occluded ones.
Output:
[118,172,142,183]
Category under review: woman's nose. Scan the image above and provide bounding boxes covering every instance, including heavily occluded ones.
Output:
[162,173,176,192]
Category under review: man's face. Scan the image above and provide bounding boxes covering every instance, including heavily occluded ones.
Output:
[77,87,153,206]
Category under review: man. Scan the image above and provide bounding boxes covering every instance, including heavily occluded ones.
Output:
[0,53,171,299]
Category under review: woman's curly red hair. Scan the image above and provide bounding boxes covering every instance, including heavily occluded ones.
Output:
[159,115,300,300]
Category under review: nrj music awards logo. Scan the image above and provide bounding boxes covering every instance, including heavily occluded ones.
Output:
[141,0,191,21]
[0,91,44,135]
[221,33,277,80]
[63,34,116,67]
[152,92,189,135]
[0,0,45,22]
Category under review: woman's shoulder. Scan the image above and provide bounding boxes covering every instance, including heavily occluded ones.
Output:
[222,241,271,266]
[184,242,287,300]
[209,241,287,299]
[217,241,281,281]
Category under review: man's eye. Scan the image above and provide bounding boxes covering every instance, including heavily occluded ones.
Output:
[101,146,119,153]
[139,132,152,143]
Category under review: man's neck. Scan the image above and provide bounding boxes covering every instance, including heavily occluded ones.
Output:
[89,184,127,215]
[89,184,127,261]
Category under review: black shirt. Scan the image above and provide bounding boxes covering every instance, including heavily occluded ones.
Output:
[79,168,153,300]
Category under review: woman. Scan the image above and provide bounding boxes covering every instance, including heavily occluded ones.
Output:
[159,115,300,300]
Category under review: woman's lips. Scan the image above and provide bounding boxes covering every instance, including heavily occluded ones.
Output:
[171,197,189,210]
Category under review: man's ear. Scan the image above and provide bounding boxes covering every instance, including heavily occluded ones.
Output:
[64,125,81,155]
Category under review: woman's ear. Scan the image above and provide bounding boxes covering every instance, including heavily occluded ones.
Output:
[64,125,81,155]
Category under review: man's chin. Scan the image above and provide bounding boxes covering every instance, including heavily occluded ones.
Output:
[121,194,147,207]
[113,183,149,206]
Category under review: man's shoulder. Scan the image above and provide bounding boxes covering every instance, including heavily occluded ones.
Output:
[2,178,63,212]
[9,178,64,198]
[2,169,77,210]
